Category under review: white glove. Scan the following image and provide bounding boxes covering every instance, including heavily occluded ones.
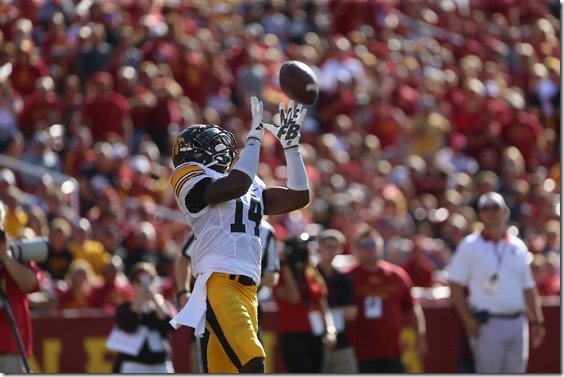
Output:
[264,100,307,150]
[247,96,265,143]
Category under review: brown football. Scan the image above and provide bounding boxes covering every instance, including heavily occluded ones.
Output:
[279,60,319,105]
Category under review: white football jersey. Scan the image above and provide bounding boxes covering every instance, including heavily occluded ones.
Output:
[171,161,265,284]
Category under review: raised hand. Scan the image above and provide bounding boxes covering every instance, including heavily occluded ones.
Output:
[247,96,265,142]
[264,100,307,150]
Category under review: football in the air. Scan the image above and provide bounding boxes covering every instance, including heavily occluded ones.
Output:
[279,60,319,105]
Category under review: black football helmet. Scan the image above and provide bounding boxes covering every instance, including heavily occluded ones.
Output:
[172,124,238,172]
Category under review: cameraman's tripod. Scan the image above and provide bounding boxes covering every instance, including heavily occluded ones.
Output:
[0,285,31,373]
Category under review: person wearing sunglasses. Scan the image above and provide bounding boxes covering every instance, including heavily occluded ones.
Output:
[448,191,545,373]
[345,225,427,373]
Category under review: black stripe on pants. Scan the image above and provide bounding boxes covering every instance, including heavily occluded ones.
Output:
[206,298,242,370]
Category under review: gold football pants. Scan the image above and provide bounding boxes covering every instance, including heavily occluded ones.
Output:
[205,273,265,373]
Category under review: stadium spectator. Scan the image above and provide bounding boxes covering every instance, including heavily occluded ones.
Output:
[9,40,49,97]
[38,217,73,281]
[145,63,183,154]
[81,72,131,143]
[0,79,20,154]
[121,220,171,278]
[67,218,111,276]
[90,256,132,310]
[2,185,28,239]
[401,234,437,288]
[315,229,358,373]
[0,200,42,373]
[111,262,176,373]
[75,23,112,82]
[17,76,62,139]
[274,233,337,373]
[345,225,427,373]
[21,130,63,189]
[54,259,96,309]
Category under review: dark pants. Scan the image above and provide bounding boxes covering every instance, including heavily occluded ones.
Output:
[358,358,405,373]
[279,332,324,373]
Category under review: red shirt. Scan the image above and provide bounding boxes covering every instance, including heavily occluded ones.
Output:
[0,261,41,356]
[89,281,132,309]
[55,287,94,309]
[402,256,435,288]
[9,62,49,97]
[345,260,414,360]
[17,91,63,138]
[82,93,130,142]
[501,110,543,164]
[274,271,326,334]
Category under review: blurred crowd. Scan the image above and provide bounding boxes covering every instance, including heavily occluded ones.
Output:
[0,0,560,312]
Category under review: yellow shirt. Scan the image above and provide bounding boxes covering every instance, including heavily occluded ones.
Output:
[5,208,28,239]
[68,240,111,276]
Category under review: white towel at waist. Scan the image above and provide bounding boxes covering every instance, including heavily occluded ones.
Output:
[169,271,211,337]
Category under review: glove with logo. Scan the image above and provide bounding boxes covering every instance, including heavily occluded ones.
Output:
[264,100,307,151]
[247,96,265,143]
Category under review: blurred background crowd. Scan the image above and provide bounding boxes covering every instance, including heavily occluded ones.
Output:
[0,0,560,311]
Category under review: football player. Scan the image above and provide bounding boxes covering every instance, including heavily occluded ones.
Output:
[169,97,309,373]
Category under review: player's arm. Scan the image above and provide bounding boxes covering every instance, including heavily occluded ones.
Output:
[199,97,265,205]
[263,101,311,215]
[263,187,309,215]
[201,171,254,204]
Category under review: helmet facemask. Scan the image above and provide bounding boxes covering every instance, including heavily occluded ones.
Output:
[172,125,238,172]
[203,131,238,172]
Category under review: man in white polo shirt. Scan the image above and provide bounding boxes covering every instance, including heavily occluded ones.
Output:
[447,191,545,373]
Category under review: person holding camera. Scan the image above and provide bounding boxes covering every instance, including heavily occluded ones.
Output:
[111,262,177,373]
[448,192,545,373]
[0,201,42,373]
[273,233,337,373]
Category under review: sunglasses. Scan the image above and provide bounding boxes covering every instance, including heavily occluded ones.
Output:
[480,205,501,212]
[357,239,378,249]
[136,276,153,287]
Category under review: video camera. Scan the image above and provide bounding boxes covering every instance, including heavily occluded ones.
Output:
[1,229,49,263]
[283,232,312,273]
